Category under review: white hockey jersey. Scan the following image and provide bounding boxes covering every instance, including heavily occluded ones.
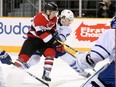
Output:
[56,18,72,42]
[90,29,115,63]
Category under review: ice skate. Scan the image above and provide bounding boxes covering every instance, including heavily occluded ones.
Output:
[42,70,51,81]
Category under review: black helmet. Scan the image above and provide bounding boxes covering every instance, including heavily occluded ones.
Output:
[44,2,58,11]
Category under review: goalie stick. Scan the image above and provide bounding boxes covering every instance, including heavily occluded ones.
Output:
[10,61,49,87]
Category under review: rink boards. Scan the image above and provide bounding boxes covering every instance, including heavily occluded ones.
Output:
[0,17,111,53]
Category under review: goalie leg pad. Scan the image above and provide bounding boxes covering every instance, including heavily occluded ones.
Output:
[81,63,109,87]
[98,61,115,87]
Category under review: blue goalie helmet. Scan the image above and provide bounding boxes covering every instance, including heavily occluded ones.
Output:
[111,16,116,29]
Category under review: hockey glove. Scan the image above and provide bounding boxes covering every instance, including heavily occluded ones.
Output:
[53,31,63,41]
[54,41,65,53]
[0,51,12,65]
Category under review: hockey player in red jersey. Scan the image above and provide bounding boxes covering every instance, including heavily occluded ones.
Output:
[15,9,91,82]
[14,2,59,81]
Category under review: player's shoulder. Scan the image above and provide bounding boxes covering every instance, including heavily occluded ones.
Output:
[36,12,44,18]
[35,12,50,19]
[60,26,71,30]
[103,29,115,33]
[99,29,115,40]
[33,12,43,20]
[101,29,115,36]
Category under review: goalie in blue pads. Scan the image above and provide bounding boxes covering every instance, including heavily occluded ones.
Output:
[75,16,116,87]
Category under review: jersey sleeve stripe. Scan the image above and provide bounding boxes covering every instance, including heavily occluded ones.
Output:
[34,26,43,31]
[91,50,105,60]
[95,44,110,56]
[59,34,66,41]
[40,34,52,43]
[69,61,77,69]
[70,60,76,67]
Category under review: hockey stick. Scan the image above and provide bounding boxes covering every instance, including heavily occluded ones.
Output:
[10,61,49,87]
[57,40,78,53]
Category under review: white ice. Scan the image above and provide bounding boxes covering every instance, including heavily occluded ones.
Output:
[0,53,109,87]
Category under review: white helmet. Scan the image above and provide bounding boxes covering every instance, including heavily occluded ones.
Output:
[60,9,74,21]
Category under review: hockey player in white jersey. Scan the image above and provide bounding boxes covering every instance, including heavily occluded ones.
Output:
[15,9,90,81]
[0,50,12,87]
[75,16,116,87]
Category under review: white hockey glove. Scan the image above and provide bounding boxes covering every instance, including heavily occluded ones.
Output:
[75,52,96,78]
[75,52,95,70]
[76,58,91,78]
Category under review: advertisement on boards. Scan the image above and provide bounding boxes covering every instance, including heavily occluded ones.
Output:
[0,18,111,52]
[65,18,110,51]
[0,18,31,46]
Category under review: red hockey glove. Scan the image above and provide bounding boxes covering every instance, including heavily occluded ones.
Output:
[54,41,65,52]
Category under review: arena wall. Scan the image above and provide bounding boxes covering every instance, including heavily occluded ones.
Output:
[0,17,111,53]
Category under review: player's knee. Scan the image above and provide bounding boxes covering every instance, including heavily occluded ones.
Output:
[44,48,56,59]
[19,54,30,63]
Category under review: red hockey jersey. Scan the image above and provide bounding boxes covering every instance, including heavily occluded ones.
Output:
[27,12,57,43]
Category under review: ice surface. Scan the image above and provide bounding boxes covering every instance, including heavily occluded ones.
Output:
[0,53,109,87]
